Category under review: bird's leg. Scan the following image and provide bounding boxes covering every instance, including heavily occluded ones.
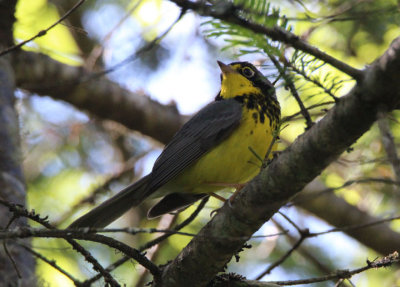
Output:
[227,183,246,207]
[266,150,282,165]
[209,192,226,202]
[206,182,247,207]
[209,192,226,217]
[228,186,246,207]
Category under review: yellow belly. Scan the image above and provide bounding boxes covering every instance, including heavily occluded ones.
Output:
[160,108,276,195]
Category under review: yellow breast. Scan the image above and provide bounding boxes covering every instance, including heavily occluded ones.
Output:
[162,106,276,194]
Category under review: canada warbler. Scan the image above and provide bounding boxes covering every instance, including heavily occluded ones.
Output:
[70,61,280,228]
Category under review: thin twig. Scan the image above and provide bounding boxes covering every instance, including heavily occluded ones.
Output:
[3,241,22,279]
[67,238,121,286]
[271,219,344,285]
[284,59,340,101]
[281,101,335,123]
[65,226,285,240]
[255,211,400,280]
[256,236,306,280]
[20,244,83,286]
[255,212,310,280]
[263,124,285,168]
[267,252,399,286]
[308,215,400,237]
[0,0,86,57]
[0,228,161,279]
[169,0,364,80]
[2,215,22,278]
[0,199,120,286]
[377,112,400,184]
[135,214,178,287]
[268,53,313,129]
[139,196,209,250]
[81,197,209,286]
[88,9,186,80]
[288,177,400,207]
[85,0,144,69]
[278,212,303,234]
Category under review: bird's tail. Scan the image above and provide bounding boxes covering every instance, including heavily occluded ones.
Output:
[69,175,151,228]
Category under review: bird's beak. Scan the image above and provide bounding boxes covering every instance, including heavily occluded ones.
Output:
[217,61,236,75]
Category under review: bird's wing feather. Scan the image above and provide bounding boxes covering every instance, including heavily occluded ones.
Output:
[147,98,242,193]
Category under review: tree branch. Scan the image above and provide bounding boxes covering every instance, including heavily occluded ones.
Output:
[0,228,161,279]
[12,51,183,143]
[266,252,399,286]
[157,37,400,286]
[0,0,35,283]
[82,197,208,286]
[168,0,363,80]
[0,199,121,286]
[295,179,400,255]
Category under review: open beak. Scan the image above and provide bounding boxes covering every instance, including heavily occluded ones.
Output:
[217,61,236,75]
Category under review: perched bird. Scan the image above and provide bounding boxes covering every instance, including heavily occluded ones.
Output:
[70,61,280,228]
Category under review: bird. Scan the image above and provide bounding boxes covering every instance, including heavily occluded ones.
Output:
[69,61,280,228]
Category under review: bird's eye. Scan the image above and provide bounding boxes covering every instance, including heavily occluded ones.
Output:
[242,67,255,78]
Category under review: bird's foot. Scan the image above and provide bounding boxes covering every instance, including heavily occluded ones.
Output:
[209,192,226,202]
[228,183,246,207]
[266,151,282,165]
[210,207,222,217]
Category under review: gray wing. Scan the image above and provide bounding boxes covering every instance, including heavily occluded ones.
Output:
[147,98,242,193]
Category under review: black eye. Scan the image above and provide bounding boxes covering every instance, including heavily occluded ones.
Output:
[242,67,255,78]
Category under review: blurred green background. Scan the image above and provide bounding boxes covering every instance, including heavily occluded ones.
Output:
[12,0,400,286]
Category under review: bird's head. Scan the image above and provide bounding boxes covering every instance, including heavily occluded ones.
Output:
[217,61,276,100]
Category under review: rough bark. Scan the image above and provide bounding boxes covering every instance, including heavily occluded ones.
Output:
[0,0,35,285]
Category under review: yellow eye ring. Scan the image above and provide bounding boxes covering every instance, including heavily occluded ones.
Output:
[242,67,255,78]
